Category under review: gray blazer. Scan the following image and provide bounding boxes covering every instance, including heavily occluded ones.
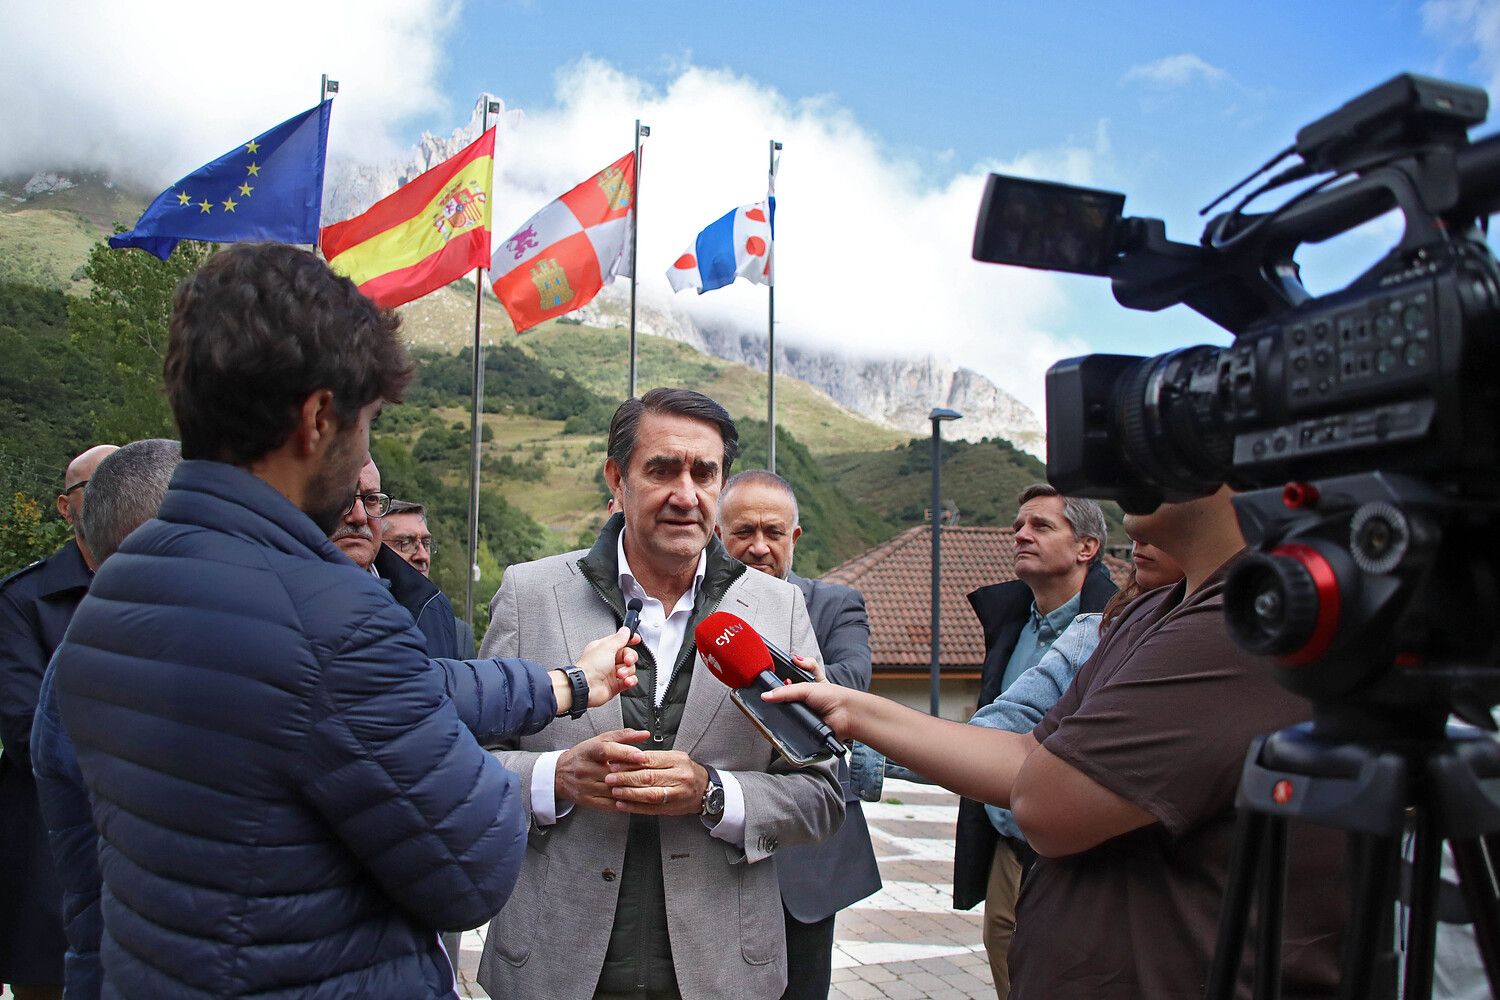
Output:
[778,574,883,923]
[475,548,845,1000]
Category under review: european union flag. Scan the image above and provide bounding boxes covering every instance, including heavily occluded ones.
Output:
[110,101,331,259]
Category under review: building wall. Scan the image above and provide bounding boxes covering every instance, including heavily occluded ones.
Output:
[871,674,984,722]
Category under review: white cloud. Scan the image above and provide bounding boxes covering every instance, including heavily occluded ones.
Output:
[489,59,1107,415]
[0,0,457,186]
[1422,0,1500,95]
[1122,54,1230,88]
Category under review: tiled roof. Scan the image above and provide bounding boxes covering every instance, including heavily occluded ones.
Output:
[823,526,1131,670]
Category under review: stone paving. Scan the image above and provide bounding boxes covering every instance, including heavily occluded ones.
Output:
[453,778,994,999]
[0,782,989,1000]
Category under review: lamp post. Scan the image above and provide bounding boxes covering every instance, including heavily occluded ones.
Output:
[929,407,961,717]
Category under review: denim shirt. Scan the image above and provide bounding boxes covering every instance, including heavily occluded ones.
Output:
[999,591,1082,695]
[971,612,1104,840]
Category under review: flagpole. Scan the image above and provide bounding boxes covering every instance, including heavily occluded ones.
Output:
[312,75,339,256]
[465,97,499,627]
[629,119,649,399]
[767,139,782,474]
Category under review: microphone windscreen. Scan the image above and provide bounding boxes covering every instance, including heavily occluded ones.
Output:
[695,610,772,688]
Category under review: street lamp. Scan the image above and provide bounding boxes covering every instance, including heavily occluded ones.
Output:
[929,407,961,717]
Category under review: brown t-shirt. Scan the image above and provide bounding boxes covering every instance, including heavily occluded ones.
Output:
[1009,558,1346,1000]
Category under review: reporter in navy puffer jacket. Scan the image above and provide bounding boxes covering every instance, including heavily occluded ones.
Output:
[49,244,638,1000]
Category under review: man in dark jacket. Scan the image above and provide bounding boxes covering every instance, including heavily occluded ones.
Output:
[956,483,1114,997]
[0,443,115,1000]
[332,459,468,660]
[49,244,639,1000]
[717,469,881,1000]
[31,438,181,1000]
[380,498,476,656]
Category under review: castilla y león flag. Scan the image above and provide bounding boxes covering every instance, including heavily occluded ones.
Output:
[321,128,495,309]
[489,151,635,333]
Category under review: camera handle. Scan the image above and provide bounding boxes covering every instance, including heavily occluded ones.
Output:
[1205,723,1500,1000]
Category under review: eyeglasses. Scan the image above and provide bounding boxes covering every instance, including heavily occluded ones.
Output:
[345,492,392,518]
[62,481,87,496]
[386,534,435,555]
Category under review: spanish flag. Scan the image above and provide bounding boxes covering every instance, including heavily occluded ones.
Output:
[321,128,495,309]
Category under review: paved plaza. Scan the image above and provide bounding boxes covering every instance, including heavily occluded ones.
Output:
[2,782,990,1000]
[453,778,993,1000]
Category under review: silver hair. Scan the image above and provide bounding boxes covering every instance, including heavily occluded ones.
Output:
[386,499,426,520]
[720,469,799,525]
[1015,482,1108,565]
[81,439,182,565]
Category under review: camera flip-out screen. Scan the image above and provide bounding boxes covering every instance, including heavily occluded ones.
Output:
[973,174,1125,276]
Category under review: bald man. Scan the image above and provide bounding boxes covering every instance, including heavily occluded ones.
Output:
[2,444,116,998]
[54,446,117,570]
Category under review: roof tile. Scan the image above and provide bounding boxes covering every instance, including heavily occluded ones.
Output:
[823,526,1130,669]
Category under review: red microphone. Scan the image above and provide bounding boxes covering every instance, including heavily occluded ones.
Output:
[696,611,846,762]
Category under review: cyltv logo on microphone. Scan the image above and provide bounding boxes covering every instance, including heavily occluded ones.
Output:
[713,622,744,646]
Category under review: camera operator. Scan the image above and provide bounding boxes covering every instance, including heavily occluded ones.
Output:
[766,486,1347,999]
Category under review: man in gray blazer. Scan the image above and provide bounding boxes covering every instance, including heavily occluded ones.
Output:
[477,389,844,1000]
[718,471,882,1000]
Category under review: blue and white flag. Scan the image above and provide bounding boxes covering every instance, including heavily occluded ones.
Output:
[665,197,775,294]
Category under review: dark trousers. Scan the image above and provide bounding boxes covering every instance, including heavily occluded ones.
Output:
[780,906,836,1000]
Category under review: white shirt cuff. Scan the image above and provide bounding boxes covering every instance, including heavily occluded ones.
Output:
[530,750,573,826]
[705,769,746,849]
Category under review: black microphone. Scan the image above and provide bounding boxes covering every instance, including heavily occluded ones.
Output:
[623,597,643,643]
[695,611,846,761]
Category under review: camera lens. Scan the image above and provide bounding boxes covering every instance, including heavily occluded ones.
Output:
[1224,551,1321,658]
[1113,346,1233,499]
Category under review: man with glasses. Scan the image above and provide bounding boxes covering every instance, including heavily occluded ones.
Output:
[381,497,475,660]
[332,460,469,663]
[1,443,116,1000]
[384,500,434,577]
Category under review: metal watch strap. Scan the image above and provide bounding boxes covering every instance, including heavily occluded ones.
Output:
[562,666,588,720]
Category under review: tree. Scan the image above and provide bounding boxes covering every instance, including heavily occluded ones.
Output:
[68,236,215,441]
[0,492,70,577]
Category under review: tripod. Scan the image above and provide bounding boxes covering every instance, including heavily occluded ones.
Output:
[1205,718,1500,1000]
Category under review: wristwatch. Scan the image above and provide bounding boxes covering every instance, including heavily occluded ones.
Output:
[700,766,725,819]
[559,665,589,720]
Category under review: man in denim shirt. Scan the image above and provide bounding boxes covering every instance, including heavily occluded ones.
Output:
[957,484,1114,997]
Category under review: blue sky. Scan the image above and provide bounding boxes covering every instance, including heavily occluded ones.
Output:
[424,0,1494,366]
[4,0,1497,416]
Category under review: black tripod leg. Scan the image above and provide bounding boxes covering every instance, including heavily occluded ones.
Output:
[1207,806,1269,1000]
[1341,833,1400,1000]
[1400,811,1441,1000]
[1252,815,1288,1000]
[1450,836,1500,997]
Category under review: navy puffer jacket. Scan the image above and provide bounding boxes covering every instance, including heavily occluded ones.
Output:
[53,461,557,999]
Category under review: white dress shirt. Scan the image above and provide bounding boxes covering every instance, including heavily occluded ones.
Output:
[529,533,746,847]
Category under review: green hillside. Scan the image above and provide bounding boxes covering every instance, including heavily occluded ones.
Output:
[825,436,1127,539]
[0,182,1068,624]
[395,288,910,457]
[0,174,149,291]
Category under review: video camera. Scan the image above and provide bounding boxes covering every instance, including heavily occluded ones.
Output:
[974,74,1500,717]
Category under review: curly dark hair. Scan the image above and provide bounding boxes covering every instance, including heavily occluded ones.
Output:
[163,244,414,464]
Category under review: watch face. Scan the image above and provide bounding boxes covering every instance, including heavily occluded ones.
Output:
[703,785,725,816]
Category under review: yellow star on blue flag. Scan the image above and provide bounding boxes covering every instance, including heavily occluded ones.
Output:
[110,101,331,259]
